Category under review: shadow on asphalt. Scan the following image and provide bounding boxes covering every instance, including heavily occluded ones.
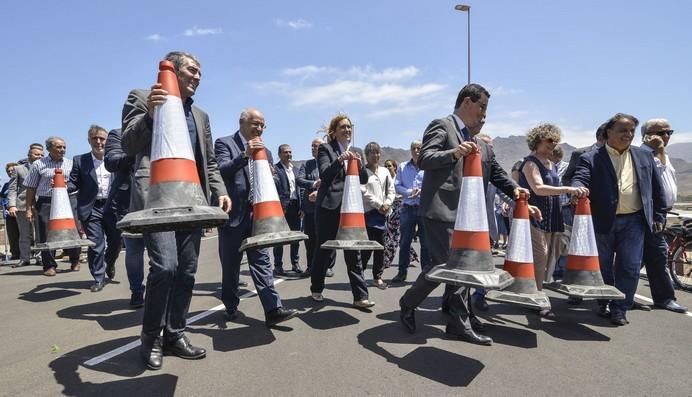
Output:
[357,317,484,387]
[19,281,91,302]
[50,336,178,397]
[56,299,143,331]
[187,314,277,352]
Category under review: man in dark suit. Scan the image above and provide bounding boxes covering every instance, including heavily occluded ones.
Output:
[273,143,302,275]
[561,123,606,187]
[214,108,298,327]
[121,51,232,370]
[104,128,145,307]
[68,125,120,292]
[572,113,666,326]
[398,84,526,345]
[296,138,324,277]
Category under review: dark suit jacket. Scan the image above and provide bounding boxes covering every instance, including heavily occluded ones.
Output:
[561,145,594,186]
[274,161,301,211]
[419,115,517,224]
[121,89,227,212]
[104,128,135,219]
[215,131,275,227]
[296,158,319,214]
[68,153,103,223]
[572,145,666,234]
[315,140,368,211]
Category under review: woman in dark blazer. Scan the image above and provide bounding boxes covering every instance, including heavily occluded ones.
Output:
[310,114,375,308]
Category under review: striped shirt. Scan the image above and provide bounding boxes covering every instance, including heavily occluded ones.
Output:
[23,156,73,198]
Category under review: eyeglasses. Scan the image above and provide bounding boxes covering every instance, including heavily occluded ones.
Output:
[385,164,394,168]
[543,138,559,144]
[651,130,674,136]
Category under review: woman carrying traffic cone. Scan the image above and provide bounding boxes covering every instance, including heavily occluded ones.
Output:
[310,114,375,309]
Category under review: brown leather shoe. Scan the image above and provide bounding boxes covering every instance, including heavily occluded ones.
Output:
[71,262,80,272]
[43,267,57,276]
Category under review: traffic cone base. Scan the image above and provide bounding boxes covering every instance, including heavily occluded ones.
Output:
[546,197,624,300]
[117,60,228,233]
[425,262,514,289]
[241,230,308,251]
[486,278,551,310]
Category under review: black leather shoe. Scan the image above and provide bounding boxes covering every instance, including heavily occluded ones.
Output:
[441,302,450,314]
[399,302,416,333]
[445,326,493,346]
[470,316,486,333]
[141,334,163,370]
[266,307,299,327]
[597,304,611,318]
[105,262,115,279]
[162,335,206,359]
[274,268,285,277]
[631,301,651,311]
[391,272,407,283]
[654,299,688,313]
[610,312,629,326]
[224,310,245,322]
[130,291,144,308]
[90,281,105,292]
[473,295,489,312]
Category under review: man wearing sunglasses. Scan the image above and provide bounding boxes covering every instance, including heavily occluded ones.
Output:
[639,119,687,313]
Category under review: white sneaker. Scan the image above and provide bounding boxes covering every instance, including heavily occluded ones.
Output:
[311,293,324,302]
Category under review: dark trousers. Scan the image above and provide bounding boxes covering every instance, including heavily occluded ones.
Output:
[5,214,20,258]
[142,228,201,340]
[361,226,385,281]
[82,200,121,283]
[36,197,80,270]
[642,228,676,304]
[303,211,317,271]
[400,218,475,332]
[218,212,281,314]
[273,199,301,269]
[310,206,368,300]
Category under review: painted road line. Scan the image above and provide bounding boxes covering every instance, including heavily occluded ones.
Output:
[635,293,692,318]
[84,278,284,367]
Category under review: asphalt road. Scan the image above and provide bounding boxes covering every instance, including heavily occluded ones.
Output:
[1,232,691,397]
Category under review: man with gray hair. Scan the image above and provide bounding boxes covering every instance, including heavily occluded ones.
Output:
[391,140,431,283]
[638,118,687,313]
[24,136,81,276]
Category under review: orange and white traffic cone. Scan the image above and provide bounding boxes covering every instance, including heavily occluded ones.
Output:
[32,169,94,252]
[426,148,513,289]
[547,196,624,299]
[486,193,550,309]
[240,142,307,251]
[117,60,228,233]
[322,158,383,250]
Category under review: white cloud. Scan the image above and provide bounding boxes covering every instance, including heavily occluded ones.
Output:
[488,85,522,97]
[275,18,313,30]
[281,65,419,82]
[183,26,222,37]
[366,103,442,119]
[292,81,445,107]
[146,33,164,41]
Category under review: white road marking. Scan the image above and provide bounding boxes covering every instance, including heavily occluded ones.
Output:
[84,278,283,367]
[635,293,692,318]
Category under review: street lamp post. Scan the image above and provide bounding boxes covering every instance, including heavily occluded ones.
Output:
[454,4,471,84]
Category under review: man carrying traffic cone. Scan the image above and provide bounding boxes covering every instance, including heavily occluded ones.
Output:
[215,108,300,328]
[121,51,231,370]
[398,84,536,346]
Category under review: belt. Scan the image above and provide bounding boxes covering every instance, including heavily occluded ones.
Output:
[616,210,643,217]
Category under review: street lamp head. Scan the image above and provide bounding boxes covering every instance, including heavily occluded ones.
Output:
[455,4,471,12]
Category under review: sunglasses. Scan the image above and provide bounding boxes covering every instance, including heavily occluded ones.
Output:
[650,130,674,136]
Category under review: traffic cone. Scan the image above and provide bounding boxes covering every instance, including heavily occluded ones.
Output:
[486,193,550,309]
[239,142,308,251]
[117,60,228,233]
[32,169,94,251]
[425,148,513,289]
[546,197,624,299]
[322,158,383,250]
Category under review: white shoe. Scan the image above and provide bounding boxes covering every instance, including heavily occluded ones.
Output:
[311,293,324,302]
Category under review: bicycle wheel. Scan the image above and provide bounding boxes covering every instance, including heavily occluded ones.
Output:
[670,240,692,292]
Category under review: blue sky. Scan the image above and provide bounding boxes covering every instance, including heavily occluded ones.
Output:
[2,0,691,185]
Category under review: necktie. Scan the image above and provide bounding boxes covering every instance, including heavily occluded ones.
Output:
[245,142,255,205]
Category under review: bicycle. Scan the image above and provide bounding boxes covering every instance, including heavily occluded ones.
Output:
[663,212,692,292]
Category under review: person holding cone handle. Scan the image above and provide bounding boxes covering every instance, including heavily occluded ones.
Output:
[310,114,375,309]
[398,83,536,346]
[121,51,231,370]
[214,108,300,327]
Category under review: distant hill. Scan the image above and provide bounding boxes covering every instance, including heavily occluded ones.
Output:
[667,142,692,162]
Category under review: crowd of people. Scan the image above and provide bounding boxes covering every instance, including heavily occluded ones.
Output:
[0,50,688,371]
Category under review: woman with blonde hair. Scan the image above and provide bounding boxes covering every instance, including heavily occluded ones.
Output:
[310,114,375,308]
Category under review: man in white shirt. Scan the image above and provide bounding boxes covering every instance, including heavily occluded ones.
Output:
[639,118,687,313]
[273,144,303,275]
[69,125,119,292]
